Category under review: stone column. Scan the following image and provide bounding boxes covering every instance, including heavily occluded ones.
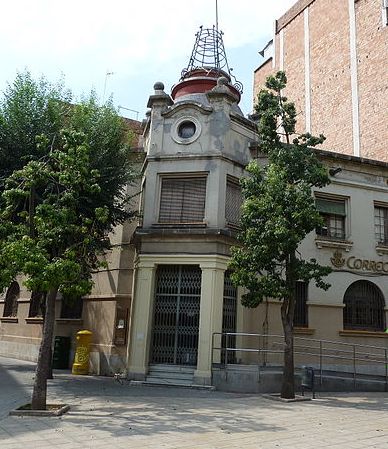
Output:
[194,258,227,385]
[127,260,156,380]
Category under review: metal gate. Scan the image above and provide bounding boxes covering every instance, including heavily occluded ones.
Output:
[222,271,237,364]
[151,265,201,366]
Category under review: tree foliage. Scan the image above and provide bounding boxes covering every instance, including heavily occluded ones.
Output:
[0,71,138,408]
[230,71,332,398]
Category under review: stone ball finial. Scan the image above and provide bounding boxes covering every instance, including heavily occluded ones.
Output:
[217,76,229,87]
[154,81,165,92]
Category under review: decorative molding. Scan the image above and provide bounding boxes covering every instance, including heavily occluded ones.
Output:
[339,330,388,338]
[136,254,230,271]
[84,294,131,301]
[315,238,353,252]
[308,303,345,309]
[25,318,43,324]
[0,317,18,323]
[162,102,212,118]
[376,245,388,256]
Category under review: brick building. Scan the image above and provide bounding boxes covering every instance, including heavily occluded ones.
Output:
[254,0,388,161]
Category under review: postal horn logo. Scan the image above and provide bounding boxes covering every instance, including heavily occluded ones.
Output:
[331,250,345,268]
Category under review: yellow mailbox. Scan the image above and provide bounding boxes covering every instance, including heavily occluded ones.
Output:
[72,330,92,375]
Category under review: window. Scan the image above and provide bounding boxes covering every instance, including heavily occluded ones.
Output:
[343,281,385,331]
[159,176,206,224]
[3,281,20,317]
[60,295,83,319]
[294,281,308,328]
[316,197,346,239]
[29,291,45,318]
[178,121,196,139]
[375,205,388,245]
[225,178,242,227]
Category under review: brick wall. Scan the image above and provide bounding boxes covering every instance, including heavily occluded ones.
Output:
[356,0,388,161]
[283,12,306,135]
[253,0,387,162]
[309,0,353,154]
[253,59,273,105]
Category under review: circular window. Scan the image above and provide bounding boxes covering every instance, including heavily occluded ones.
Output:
[178,121,196,139]
[172,116,201,145]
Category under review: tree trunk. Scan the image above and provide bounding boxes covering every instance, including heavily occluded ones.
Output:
[31,287,57,410]
[281,301,295,399]
[280,253,297,399]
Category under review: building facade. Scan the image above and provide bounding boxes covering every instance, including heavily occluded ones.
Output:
[254,0,388,161]
[1,21,388,391]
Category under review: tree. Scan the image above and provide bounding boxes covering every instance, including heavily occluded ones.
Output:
[0,73,137,409]
[229,72,331,399]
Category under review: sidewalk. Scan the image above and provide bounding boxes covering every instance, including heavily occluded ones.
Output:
[1,356,388,449]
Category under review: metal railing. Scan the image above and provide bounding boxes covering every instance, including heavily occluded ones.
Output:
[211,332,388,389]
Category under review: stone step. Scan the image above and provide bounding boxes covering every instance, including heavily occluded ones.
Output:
[145,376,194,385]
[130,380,215,391]
[149,364,195,374]
[147,371,194,382]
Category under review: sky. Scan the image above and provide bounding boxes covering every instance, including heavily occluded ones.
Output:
[0,0,296,120]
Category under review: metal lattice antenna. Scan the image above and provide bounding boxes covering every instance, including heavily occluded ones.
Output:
[181,26,243,94]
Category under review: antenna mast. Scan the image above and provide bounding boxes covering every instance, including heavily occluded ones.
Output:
[216,0,219,33]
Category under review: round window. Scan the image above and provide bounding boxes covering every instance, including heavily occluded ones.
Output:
[177,121,196,139]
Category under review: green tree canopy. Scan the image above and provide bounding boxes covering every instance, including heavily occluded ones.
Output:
[0,72,138,409]
[230,71,331,398]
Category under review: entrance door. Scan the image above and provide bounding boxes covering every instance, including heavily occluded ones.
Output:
[151,265,201,366]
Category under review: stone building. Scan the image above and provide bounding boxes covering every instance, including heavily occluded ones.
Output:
[254,0,388,162]
[1,22,388,392]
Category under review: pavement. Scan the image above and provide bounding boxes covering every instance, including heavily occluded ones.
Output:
[1,357,388,449]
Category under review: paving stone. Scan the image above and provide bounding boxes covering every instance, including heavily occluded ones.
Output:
[2,356,388,448]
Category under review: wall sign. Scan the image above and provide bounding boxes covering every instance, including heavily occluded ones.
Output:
[331,250,388,273]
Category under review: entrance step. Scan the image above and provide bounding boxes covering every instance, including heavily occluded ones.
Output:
[147,364,194,384]
[130,380,215,391]
[134,364,215,390]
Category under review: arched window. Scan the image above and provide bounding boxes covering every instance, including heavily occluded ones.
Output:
[3,281,20,317]
[343,281,385,331]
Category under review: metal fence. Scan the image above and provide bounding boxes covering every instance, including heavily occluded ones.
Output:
[212,332,388,388]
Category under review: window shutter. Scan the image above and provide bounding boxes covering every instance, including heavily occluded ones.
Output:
[225,179,242,226]
[316,198,346,216]
[159,177,206,223]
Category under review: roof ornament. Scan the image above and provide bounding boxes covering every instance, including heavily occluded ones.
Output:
[180,25,243,94]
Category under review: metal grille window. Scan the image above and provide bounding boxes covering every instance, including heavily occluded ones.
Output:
[225,178,242,227]
[29,291,45,318]
[316,197,346,239]
[222,271,238,363]
[375,206,388,245]
[3,281,20,317]
[151,265,201,365]
[294,281,308,328]
[343,281,385,331]
[159,177,206,223]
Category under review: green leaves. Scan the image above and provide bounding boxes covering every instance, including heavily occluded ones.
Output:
[0,73,138,298]
[230,71,331,307]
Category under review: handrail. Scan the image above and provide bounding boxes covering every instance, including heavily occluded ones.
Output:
[212,331,388,390]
